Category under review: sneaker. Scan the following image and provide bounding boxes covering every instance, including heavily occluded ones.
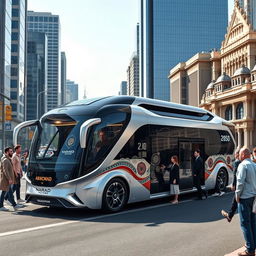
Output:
[0,206,9,212]
[219,192,225,197]
[13,204,25,210]
[4,199,12,206]
[17,199,26,204]
[221,210,231,222]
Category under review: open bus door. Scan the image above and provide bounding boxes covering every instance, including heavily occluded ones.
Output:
[178,140,205,190]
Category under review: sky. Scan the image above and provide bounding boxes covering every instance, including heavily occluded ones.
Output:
[28,0,234,99]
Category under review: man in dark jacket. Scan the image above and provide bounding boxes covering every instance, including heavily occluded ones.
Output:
[192,149,207,200]
[221,150,241,222]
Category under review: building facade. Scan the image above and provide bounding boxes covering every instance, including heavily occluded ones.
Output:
[66,79,78,103]
[169,52,220,106]
[127,53,140,96]
[27,11,60,111]
[200,1,256,149]
[26,32,47,120]
[238,0,256,29]
[119,81,127,95]
[11,0,27,125]
[0,0,12,149]
[61,51,66,105]
[140,0,228,101]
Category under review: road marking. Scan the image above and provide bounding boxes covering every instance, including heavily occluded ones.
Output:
[0,192,232,238]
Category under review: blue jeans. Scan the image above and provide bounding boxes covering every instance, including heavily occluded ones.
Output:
[0,190,7,208]
[4,186,17,207]
[238,197,256,253]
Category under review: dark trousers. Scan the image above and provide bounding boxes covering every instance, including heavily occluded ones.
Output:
[238,197,256,253]
[228,195,238,219]
[2,187,16,207]
[13,176,21,200]
[5,175,21,201]
[0,190,6,208]
[194,176,207,199]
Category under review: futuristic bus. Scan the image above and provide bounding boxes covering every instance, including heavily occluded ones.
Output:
[14,96,236,212]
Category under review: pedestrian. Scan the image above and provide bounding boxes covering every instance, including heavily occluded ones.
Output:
[221,150,241,222]
[251,147,256,163]
[0,147,24,211]
[192,149,207,200]
[167,155,180,204]
[11,145,25,203]
[236,147,256,256]
[21,149,29,173]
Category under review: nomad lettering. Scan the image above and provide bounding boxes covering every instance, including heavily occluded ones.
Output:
[35,176,52,182]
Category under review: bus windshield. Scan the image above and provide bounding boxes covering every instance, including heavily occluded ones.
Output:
[28,114,84,186]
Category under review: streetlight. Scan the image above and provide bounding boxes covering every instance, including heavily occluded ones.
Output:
[0,92,11,151]
[37,90,47,119]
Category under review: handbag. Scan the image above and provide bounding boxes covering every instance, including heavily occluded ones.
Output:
[252,197,256,214]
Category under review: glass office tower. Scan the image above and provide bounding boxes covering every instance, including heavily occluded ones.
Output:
[11,0,27,122]
[27,32,47,120]
[140,0,228,101]
[0,0,12,148]
[27,11,60,111]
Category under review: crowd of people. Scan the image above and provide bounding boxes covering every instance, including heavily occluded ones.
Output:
[0,145,29,212]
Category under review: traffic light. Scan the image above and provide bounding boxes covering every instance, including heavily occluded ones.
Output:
[5,105,12,121]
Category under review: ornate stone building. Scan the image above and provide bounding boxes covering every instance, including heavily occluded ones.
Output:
[200,0,256,149]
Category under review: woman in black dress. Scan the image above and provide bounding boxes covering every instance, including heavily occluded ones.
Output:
[167,155,180,204]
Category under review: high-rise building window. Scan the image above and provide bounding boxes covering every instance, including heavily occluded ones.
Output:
[12,8,19,17]
[12,20,18,29]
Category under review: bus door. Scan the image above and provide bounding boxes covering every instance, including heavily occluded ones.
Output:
[178,140,205,190]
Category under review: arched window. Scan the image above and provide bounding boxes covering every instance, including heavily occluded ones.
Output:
[236,103,244,119]
[225,105,232,121]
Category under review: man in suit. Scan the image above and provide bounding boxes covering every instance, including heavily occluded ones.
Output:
[192,149,207,200]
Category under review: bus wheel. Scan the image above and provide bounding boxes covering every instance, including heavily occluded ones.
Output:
[216,169,228,192]
[102,178,128,212]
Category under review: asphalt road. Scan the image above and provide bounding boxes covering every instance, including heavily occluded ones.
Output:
[0,182,244,256]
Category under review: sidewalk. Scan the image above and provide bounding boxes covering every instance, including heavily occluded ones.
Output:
[225,246,246,256]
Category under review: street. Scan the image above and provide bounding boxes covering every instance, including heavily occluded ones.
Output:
[0,182,244,256]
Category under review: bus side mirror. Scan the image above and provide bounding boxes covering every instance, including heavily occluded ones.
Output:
[80,118,101,148]
[13,120,38,146]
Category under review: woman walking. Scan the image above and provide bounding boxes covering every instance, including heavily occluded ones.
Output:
[167,155,180,204]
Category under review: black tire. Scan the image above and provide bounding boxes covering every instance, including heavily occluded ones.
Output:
[102,178,128,212]
[216,169,228,192]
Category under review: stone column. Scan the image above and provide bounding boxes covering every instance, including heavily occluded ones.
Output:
[252,99,255,119]
[232,104,236,120]
[237,129,241,149]
[244,128,250,148]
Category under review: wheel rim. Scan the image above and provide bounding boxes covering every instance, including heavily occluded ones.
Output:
[217,170,227,191]
[106,182,125,210]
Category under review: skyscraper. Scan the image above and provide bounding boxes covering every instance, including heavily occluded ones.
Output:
[66,79,78,103]
[140,0,228,101]
[127,53,140,96]
[11,0,27,123]
[61,51,67,105]
[237,0,256,29]
[26,32,47,120]
[119,81,127,95]
[27,11,60,111]
[0,0,12,148]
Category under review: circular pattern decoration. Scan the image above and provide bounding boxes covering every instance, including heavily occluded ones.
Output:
[227,156,231,165]
[151,153,160,166]
[137,162,147,176]
[67,136,75,147]
[208,158,214,169]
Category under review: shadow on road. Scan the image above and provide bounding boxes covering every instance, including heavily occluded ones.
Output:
[15,193,236,226]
